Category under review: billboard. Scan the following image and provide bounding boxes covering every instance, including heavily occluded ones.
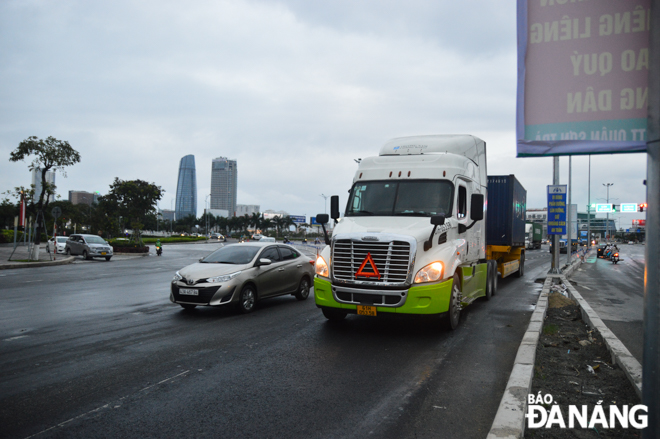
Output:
[632,219,646,226]
[289,215,306,224]
[517,0,650,156]
[547,185,567,235]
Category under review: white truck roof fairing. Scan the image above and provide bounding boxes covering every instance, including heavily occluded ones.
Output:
[377,135,487,188]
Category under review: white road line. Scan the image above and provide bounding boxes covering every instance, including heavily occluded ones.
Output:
[581,285,592,290]
[24,369,191,439]
[3,335,28,341]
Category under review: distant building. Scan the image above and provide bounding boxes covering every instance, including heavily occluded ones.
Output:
[236,204,260,216]
[206,208,229,218]
[176,155,197,220]
[32,168,56,203]
[160,209,175,222]
[210,157,237,217]
[69,191,99,206]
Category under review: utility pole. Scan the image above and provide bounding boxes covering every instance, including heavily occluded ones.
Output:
[587,155,591,248]
[550,156,560,274]
[320,194,329,214]
[603,183,614,241]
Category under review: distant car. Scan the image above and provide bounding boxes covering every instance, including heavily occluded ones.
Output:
[46,236,68,254]
[170,242,315,312]
[65,234,113,261]
[251,234,263,241]
[628,241,634,245]
[596,244,607,258]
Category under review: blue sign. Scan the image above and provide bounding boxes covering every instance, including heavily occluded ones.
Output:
[547,185,567,235]
[289,215,306,224]
[311,217,318,225]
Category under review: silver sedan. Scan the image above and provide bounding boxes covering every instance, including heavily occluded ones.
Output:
[170,242,316,312]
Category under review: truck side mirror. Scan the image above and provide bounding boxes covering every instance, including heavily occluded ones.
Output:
[330,195,340,220]
[316,214,329,225]
[430,214,445,226]
[470,194,484,221]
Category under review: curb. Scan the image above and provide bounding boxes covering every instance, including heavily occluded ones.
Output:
[561,274,643,398]
[0,256,75,270]
[487,255,585,439]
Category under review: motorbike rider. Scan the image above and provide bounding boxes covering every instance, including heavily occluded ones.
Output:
[156,238,162,255]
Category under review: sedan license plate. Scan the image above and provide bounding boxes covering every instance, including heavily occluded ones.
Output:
[179,288,199,296]
[357,305,376,316]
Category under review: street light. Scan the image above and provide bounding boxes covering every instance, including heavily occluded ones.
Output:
[603,183,614,240]
[320,194,328,214]
[205,194,211,238]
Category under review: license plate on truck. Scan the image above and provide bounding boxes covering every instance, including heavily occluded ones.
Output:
[179,288,198,296]
[357,305,377,316]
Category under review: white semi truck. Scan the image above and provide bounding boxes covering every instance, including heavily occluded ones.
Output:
[314,135,526,329]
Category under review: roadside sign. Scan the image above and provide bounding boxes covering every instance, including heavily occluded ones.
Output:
[289,215,306,224]
[621,203,638,213]
[51,206,62,219]
[595,204,613,213]
[547,185,567,235]
[310,217,318,225]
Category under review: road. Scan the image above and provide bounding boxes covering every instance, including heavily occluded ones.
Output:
[568,243,645,363]
[0,243,551,439]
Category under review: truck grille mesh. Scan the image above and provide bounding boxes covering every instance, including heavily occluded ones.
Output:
[332,240,411,284]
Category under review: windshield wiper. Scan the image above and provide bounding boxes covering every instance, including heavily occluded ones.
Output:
[394,211,429,216]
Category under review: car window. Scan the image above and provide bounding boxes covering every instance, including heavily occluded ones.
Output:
[260,247,281,262]
[202,245,261,264]
[279,247,297,261]
[57,237,68,242]
[85,236,106,244]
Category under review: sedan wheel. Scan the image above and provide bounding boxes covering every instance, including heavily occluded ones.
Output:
[66,248,71,256]
[238,285,256,314]
[295,277,310,301]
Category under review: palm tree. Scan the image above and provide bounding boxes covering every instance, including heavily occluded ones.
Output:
[261,218,273,235]
[272,216,284,237]
[249,212,262,233]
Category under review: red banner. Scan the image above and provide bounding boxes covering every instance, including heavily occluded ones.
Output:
[632,219,646,227]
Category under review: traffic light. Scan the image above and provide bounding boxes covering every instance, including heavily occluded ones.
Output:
[639,203,647,212]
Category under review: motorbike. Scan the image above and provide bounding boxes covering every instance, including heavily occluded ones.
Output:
[611,252,619,264]
[156,245,162,256]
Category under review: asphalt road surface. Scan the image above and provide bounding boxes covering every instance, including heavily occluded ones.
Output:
[569,243,645,363]
[0,243,551,439]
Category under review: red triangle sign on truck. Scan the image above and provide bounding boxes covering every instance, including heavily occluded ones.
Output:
[355,253,381,279]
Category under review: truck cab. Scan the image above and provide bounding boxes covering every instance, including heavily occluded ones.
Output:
[313,135,510,329]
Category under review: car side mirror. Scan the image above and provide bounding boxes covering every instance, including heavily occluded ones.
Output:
[470,194,484,221]
[257,258,272,266]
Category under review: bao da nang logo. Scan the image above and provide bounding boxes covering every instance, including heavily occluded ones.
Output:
[526,393,648,429]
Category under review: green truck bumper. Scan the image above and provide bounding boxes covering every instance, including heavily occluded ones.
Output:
[314,277,453,315]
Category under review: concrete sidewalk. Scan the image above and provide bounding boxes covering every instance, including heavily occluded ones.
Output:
[0,243,74,269]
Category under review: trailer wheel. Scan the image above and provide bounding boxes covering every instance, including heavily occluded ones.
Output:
[445,274,461,330]
[516,252,525,277]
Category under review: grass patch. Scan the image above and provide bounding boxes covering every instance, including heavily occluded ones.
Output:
[543,324,559,335]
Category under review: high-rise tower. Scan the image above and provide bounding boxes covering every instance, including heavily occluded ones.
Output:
[210,157,237,216]
[175,155,197,220]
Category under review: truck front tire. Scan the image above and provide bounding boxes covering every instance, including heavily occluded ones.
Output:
[322,308,347,322]
[445,274,461,330]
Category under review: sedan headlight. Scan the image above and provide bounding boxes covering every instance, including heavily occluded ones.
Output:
[206,271,242,283]
[414,262,444,284]
[315,256,329,277]
[173,271,183,281]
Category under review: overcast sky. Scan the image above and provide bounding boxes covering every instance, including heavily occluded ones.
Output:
[0,0,649,231]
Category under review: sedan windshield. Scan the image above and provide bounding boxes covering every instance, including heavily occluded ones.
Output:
[346,180,453,217]
[202,245,261,264]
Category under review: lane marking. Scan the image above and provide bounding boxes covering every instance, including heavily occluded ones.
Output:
[140,370,190,392]
[3,335,28,341]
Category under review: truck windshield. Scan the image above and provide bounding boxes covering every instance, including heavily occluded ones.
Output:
[346,180,453,217]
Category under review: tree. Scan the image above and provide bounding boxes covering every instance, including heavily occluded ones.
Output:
[104,178,164,244]
[9,136,81,256]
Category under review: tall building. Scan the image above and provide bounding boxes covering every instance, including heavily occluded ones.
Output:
[175,155,197,220]
[210,157,237,216]
[32,168,56,203]
[69,191,99,206]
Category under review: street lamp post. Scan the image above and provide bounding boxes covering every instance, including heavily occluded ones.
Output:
[320,194,328,214]
[205,195,211,238]
[603,183,614,240]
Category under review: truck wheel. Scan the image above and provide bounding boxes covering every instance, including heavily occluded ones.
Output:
[516,253,525,277]
[322,308,347,321]
[445,274,461,330]
[485,261,494,300]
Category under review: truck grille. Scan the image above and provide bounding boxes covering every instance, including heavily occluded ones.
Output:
[332,239,412,284]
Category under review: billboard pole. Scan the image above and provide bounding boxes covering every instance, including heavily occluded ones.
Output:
[567,156,572,266]
[643,1,659,437]
[551,156,560,273]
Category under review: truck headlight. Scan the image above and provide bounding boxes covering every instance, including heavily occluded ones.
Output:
[206,271,242,283]
[414,262,444,283]
[315,256,329,277]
